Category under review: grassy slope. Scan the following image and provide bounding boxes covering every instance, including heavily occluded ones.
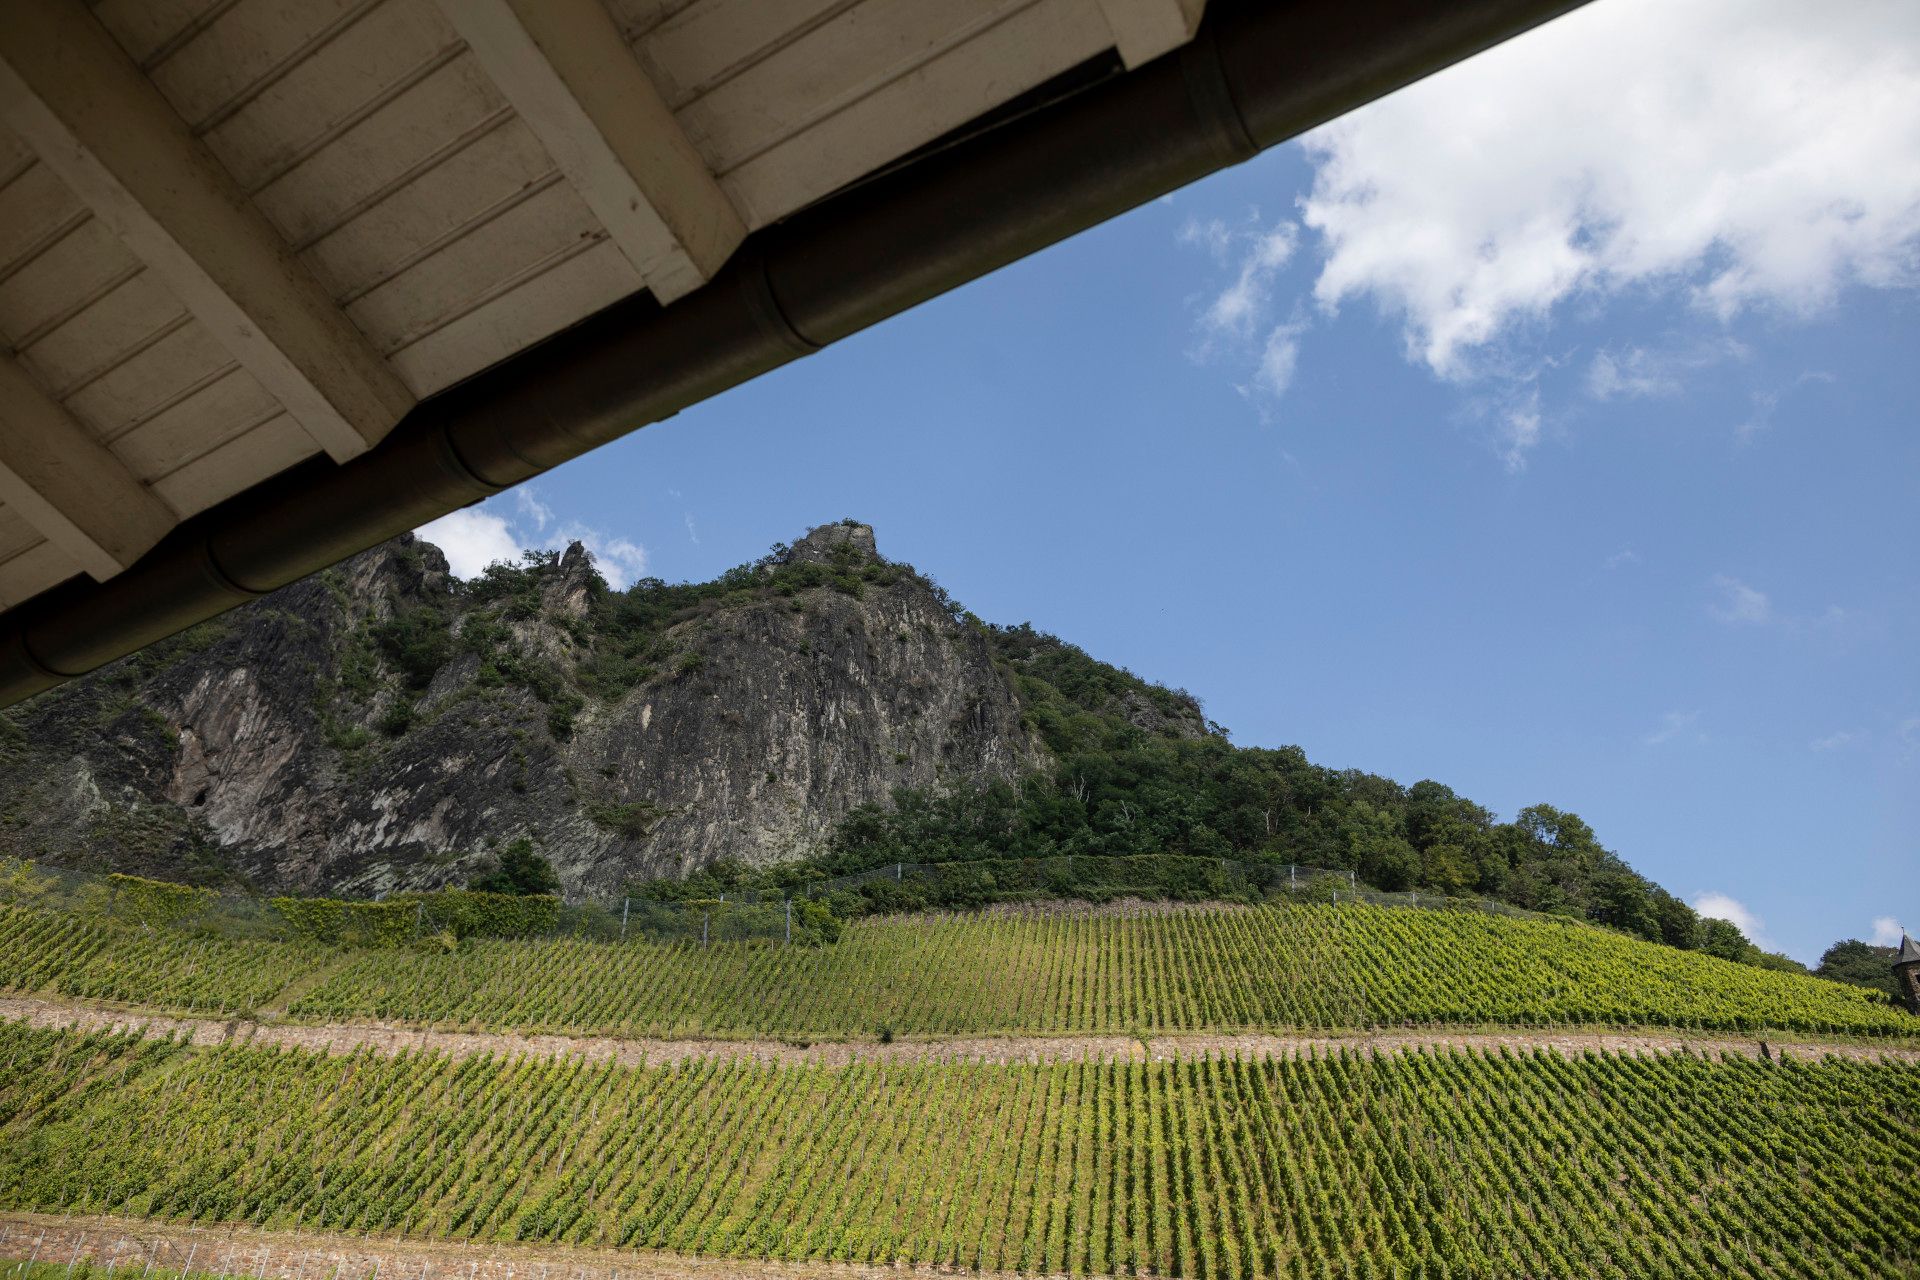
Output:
[3,899,1913,1039]
[1,1021,1915,1279]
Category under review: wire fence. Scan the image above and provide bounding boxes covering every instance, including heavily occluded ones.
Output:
[0,852,1550,952]
[741,854,1546,922]
[0,859,792,947]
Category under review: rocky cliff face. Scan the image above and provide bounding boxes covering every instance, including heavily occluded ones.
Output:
[0,522,1109,897]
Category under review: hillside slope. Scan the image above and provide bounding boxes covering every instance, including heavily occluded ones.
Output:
[0,521,1797,969]
[3,1018,1916,1279]
[0,524,1044,896]
[3,897,1909,1039]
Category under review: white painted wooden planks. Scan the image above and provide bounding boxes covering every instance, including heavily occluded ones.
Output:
[0,127,319,535]
[634,0,1117,226]
[719,0,1114,226]
[0,533,77,611]
[90,0,631,395]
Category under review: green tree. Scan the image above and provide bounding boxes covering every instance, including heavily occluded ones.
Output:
[1814,939,1900,1000]
[1420,844,1475,896]
[1345,803,1420,891]
[471,838,560,896]
[1696,917,1753,963]
[1590,871,1659,942]
[1649,889,1700,950]
[371,606,452,690]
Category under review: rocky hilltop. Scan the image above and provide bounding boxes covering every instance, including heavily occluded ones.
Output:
[0,520,1836,980]
[0,522,1204,896]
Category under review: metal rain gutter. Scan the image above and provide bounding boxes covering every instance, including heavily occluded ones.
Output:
[0,0,1592,707]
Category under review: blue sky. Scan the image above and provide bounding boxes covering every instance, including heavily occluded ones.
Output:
[422,0,1919,965]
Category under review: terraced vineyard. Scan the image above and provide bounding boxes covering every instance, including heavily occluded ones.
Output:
[2,1021,1915,1278]
[3,899,1912,1039]
[0,905,327,1015]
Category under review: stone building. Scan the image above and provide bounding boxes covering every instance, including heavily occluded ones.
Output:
[1895,934,1920,1015]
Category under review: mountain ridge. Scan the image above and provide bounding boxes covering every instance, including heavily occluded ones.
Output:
[0,518,1801,973]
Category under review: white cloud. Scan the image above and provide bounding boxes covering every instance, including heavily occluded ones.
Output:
[1586,338,1749,402]
[1643,710,1702,747]
[1196,221,1300,343]
[414,508,521,580]
[1734,370,1837,443]
[1177,215,1234,264]
[1252,321,1305,399]
[1299,0,1920,380]
[1693,891,1770,949]
[1181,215,1309,407]
[683,511,700,545]
[515,487,553,532]
[1809,730,1857,752]
[1707,575,1772,626]
[564,527,648,589]
[1496,391,1542,473]
[1603,548,1640,571]
[1870,916,1904,947]
[415,485,650,590]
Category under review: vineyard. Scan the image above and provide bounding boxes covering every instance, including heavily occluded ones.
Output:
[0,906,327,1015]
[1,1021,1915,1278]
[3,899,1912,1040]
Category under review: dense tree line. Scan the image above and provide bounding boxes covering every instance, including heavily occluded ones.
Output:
[447,535,1824,975]
[1814,940,1903,999]
[790,626,1807,972]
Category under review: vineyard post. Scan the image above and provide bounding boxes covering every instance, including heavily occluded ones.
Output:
[620,898,630,942]
[181,1243,197,1278]
[1349,870,1356,888]
[702,912,709,947]
[61,1241,82,1280]
[255,1248,270,1280]
[896,862,903,882]
[784,899,792,946]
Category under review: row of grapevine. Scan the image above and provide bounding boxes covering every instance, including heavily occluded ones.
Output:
[289,902,1912,1038]
[0,905,327,1014]
[3,1263,261,1280]
[3,899,1913,1040]
[0,1022,1913,1278]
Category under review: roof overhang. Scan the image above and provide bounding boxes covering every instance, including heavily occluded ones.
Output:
[0,0,1593,707]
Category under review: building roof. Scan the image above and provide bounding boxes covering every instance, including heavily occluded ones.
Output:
[0,0,1593,706]
[1897,934,1920,967]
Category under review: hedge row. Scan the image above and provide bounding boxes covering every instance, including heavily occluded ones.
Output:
[269,888,560,945]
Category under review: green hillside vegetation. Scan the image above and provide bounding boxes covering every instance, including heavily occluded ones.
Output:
[1,1021,1914,1279]
[348,538,1801,972]
[3,898,1910,1039]
[1816,938,1906,1001]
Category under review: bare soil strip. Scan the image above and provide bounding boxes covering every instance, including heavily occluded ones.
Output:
[4,994,1915,1066]
[0,1212,1002,1280]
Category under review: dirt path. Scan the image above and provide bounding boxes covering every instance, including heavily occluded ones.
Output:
[4,994,1915,1066]
[0,1212,1005,1280]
